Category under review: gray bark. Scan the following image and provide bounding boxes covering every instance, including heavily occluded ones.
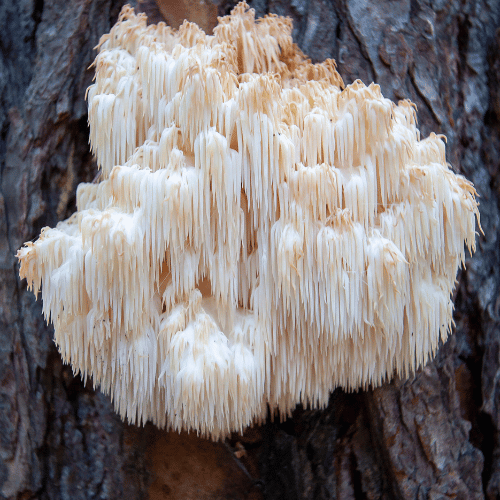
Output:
[0,0,498,498]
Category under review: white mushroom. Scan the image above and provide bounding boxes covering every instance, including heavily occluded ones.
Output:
[17,2,480,439]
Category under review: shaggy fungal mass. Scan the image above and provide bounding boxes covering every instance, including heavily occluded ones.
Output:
[17,3,480,439]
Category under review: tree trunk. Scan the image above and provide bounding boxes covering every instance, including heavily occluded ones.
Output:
[0,0,498,498]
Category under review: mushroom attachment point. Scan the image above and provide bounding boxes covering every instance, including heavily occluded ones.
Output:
[17,2,480,440]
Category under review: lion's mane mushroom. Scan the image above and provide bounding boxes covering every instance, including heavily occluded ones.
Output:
[17,2,480,439]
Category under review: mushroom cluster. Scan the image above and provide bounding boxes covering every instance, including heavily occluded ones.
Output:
[17,2,480,439]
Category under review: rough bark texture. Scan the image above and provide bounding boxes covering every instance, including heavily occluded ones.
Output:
[0,0,498,498]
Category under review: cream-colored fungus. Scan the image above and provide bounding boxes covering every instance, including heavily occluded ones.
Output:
[18,2,479,439]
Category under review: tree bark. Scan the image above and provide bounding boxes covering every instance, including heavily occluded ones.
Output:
[0,0,498,498]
